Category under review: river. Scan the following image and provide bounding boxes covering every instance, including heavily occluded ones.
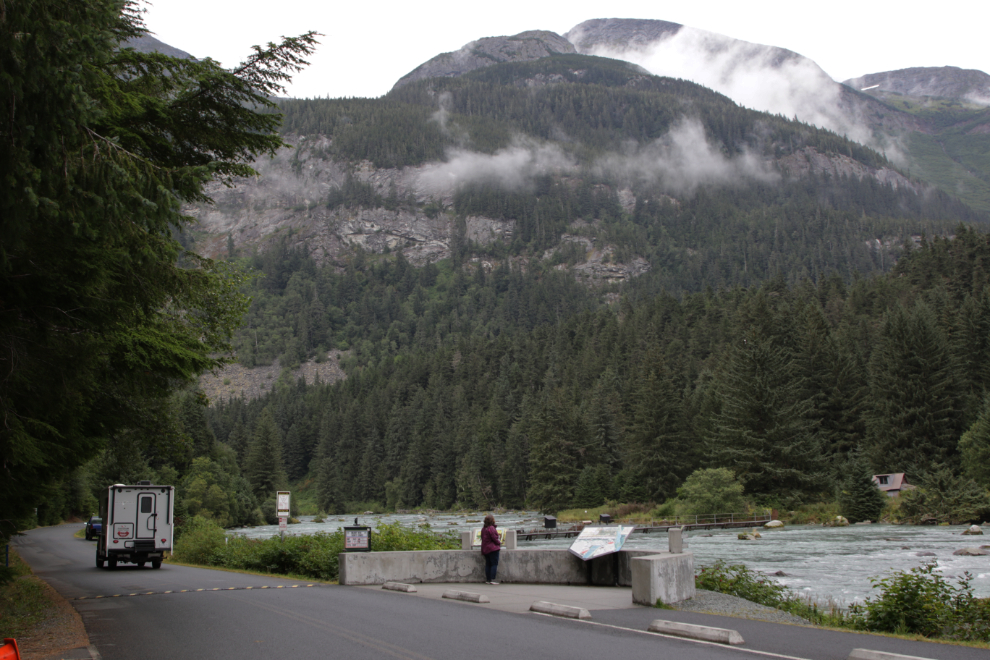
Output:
[230,512,989,605]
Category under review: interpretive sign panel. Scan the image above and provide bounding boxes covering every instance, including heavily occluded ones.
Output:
[470,528,507,547]
[344,527,371,552]
[568,525,635,561]
[278,517,287,532]
[276,491,291,518]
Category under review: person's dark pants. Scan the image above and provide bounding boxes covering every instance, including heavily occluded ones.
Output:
[484,550,500,582]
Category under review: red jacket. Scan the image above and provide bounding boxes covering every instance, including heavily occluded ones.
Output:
[481,525,501,555]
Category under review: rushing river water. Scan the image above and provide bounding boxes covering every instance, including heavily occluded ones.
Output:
[231,512,989,605]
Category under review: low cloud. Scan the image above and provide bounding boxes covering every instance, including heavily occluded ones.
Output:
[415,139,577,196]
[581,26,881,148]
[595,118,778,194]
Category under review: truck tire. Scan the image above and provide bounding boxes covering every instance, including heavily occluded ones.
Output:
[108,557,117,570]
[151,559,162,569]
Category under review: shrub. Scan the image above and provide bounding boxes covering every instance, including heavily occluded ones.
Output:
[175,521,457,581]
[677,468,745,515]
[848,561,990,641]
[173,516,227,565]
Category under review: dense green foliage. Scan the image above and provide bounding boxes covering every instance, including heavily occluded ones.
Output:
[848,562,990,641]
[676,468,746,515]
[173,517,458,580]
[0,0,316,538]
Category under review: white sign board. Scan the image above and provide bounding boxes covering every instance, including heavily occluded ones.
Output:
[568,525,635,561]
[278,517,287,532]
[345,528,370,549]
[276,491,291,518]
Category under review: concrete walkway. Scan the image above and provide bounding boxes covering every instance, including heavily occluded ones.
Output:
[356,582,638,614]
[359,583,989,660]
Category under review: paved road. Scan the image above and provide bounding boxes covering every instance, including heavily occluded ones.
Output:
[14,525,986,660]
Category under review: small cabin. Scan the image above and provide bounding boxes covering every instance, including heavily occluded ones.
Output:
[872,473,915,498]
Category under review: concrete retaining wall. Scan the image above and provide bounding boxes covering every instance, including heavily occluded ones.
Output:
[339,549,659,587]
[631,552,696,605]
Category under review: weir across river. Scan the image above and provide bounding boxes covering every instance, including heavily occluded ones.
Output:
[515,512,773,541]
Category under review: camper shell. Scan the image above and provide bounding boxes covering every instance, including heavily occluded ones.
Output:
[96,481,174,569]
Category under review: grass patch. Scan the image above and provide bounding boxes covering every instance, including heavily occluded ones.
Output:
[0,547,58,639]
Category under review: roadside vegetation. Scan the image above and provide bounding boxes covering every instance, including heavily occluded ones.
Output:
[170,517,458,581]
[697,559,990,644]
[0,548,58,639]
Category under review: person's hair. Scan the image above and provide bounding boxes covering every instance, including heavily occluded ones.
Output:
[483,514,495,527]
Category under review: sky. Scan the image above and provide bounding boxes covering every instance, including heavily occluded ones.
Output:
[141,0,988,100]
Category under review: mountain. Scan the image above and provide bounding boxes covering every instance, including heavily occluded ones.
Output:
[185,53,980,301]
[392,31,578,89]
[843,67,990,213]
[389,19,989,214]
[124,33,195,60]
[844,67,990,105]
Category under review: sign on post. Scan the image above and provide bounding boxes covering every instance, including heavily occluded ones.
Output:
[568,525,635,561]
[276,491,291,519]
[344,526,371,552]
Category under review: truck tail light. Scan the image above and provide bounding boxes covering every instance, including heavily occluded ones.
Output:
[161,539,166,543]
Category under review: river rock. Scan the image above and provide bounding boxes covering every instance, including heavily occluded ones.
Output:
[952,547,989,556]
[828,516,849,527]
[738,533,758,541]
[771,570,788,577]
[764,520,785,529]
[916,551,936,557]
[961,525,983,536]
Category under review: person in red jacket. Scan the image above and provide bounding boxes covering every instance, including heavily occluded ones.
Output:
[481,514,501,585]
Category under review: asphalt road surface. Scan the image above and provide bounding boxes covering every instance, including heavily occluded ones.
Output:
[14,524,987,660]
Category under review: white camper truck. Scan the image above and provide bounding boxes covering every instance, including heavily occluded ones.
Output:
[96,481,174,569]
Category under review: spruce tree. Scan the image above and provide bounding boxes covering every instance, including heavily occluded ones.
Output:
[245,409,288,499]
[865,302,962,473]
[838,453,887,523]
[709,328,824,497]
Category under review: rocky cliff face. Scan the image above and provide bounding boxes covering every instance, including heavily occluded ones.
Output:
[185,135,651,283]
[392,31,576,90]
[844,67,990,105]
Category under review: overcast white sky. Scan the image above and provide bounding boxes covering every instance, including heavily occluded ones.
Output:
[142,0,988,100]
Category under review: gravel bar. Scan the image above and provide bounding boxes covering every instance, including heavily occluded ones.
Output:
[670,589,812,625]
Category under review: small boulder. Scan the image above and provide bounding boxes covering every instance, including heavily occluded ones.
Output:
[764,520,785,529]
[952,547,989,556]
[771,570,788,577]
[915,551,936,557]
[961,525,983,536]
[738,533,757,541]
[829,516,849,527]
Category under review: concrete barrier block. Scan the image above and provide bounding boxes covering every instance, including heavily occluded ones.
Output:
[848,650,938,660]
[381,582,417,593]
[442,590,490,603]
[460,531,472,551]
[631,552,696,605]
[648,619,743,645]
[530,600,591,619]
[504,529,517,550]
